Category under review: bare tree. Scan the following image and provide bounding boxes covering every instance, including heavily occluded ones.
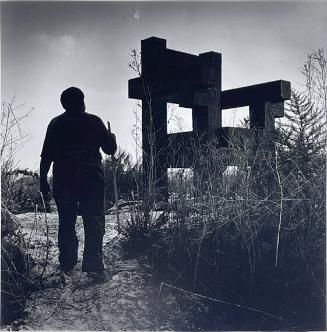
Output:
[301,49,327,114]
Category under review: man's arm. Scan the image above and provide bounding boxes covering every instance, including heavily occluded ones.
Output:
[102,132,117,155]
[40,158,52,198]
[40,122,54,198]
[98,119,117,155]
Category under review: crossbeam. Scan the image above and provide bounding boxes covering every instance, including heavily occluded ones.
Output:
[221,80,291,110]
[129,63,203,101]
[130,78,291,112]
[167,127,251,168]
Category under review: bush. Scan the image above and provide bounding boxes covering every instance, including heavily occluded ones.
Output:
[1,101,51,326]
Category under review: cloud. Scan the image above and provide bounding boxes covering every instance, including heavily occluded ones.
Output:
[133,9,141,21]
[38,34,77,56]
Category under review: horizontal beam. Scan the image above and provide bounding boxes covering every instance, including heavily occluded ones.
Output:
[164,49,199,70]
[141,37,199,74]
[221,80,291,109]
[128,63,207,100]
[167,131,198,168]
[128,78,142,99]
[167,127,251,149]
[129,79,291,110]
[166,127,251,167]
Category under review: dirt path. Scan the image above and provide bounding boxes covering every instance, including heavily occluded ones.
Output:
[9,212,221,331]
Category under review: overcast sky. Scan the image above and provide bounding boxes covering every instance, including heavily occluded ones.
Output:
[2,1,327,170]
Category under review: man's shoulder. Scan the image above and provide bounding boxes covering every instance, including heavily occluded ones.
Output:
[48,112,103,128]
[83,112,105,128]
[48,113,66,127]
[84,112,102,122]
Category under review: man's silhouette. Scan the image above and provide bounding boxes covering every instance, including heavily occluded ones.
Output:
[40,87,117,279]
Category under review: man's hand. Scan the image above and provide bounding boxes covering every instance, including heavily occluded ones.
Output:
[40,158,52,201]
[107,121,116,138]
[40,180,51,200]
[101,120,117,156]
[109,132,116,142]
[107,121,116,149]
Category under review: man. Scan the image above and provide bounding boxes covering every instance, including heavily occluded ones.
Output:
[40,87,117,280]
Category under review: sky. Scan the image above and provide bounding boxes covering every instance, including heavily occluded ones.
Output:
[2,1,327,170]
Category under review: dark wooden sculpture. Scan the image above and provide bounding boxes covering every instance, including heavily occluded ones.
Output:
[128,37,291,198]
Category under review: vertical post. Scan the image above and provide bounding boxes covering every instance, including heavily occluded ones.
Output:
[249,101,280,198]
[192,52,222,191]
[142,97,168,199]
[198,52,222,131]
[141,37,169,200]
[193,105,209,134]
[249,100,284,147]
[249,101,266,130]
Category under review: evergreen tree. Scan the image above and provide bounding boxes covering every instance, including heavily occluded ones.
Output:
[103,149,141,208]
[279,90,326,176]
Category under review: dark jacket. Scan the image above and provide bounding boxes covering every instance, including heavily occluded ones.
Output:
[41,110,117,195]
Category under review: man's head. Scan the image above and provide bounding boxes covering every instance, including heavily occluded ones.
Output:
[60,87,85,112]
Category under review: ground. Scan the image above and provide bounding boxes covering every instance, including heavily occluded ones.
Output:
[3,211,223,331]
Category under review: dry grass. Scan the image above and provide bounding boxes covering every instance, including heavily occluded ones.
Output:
[1,100,53,325]
[120,132,325,330]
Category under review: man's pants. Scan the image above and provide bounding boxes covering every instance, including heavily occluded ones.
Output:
[54,185,105,273]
